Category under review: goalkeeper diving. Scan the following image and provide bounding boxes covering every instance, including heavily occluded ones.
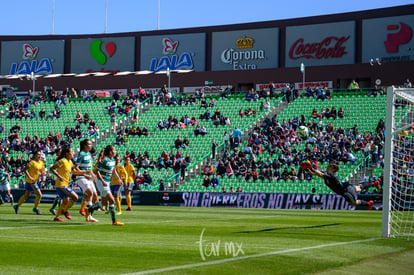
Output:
[301,160,378,209]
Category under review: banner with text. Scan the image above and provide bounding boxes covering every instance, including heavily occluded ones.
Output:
[212,28,279,71]
[285,21,355,67]
[1,40,65,75]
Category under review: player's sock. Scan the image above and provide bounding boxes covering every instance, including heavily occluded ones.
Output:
[109,204,116,223]
[126,193,132,208]
[8,194,14,205]
[358,200,369,206]
[34,195,41,209]
[56,204,64,218]
[80,199,86,211]
[17,195,26,206]
[359,182,373,190]
[64,199,74,212]
[0,195,4,204]
[88,201,101,216]
[51,197,61,209]
[116,197,122,212]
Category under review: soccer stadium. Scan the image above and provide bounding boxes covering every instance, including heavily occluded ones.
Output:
[0,3,414,274]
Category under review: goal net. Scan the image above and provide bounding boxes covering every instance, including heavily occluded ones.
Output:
[382,87,414,239]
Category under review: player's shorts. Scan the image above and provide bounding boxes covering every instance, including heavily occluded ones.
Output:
[0,183,11,192]
[95,179,111,197]
[110,185,122,197]
[342,182,357,205]
[76,178,97,194]
[124,182,134,191]
[56,186,73,199]
[25,182,40,192]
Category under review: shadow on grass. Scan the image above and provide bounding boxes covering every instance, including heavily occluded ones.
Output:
[236,223,341,234]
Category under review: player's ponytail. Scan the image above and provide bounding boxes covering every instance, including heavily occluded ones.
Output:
[103,145,115,157]
[55,146,71,163]
[80,139,91,152]
[97,149,105,163]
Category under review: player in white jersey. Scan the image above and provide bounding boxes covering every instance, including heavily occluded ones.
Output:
[0,168,13,206]
[74,139,99,222]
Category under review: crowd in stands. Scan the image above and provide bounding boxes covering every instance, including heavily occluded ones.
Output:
[0,79,405,193]
[200,97,387,189]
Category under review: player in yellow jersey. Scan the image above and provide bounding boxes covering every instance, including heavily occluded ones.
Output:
[111,154,127,215]
[50,147,89,222]
[123,155,136,211]
[14,151,45,215]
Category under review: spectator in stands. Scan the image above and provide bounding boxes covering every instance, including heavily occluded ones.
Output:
[210,174,219,187]
[404,78,412,88]
[245,88,257,101]
[316,88,326,100]
[74,111,82,122]
[202,175,211,188]
[158,179,165,191]
[38,108,46,119]
[174,136,183,149]
[324,87,331,99]
[202,163,214,176]
[338,107,345,118]
[194,125,207,137]
[141,127,149,136]
[199,97,208,109]
[142,170,152,187]
[348,79,360,90]
[113,90,121,101]
[83,113,90,124]
[328,106,337,120]
[181,137,189,149]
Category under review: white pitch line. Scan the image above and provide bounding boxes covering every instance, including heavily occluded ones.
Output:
[0,219,182,230]
[124,238,379,275]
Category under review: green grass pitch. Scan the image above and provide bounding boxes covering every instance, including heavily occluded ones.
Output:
[0,204,413,274]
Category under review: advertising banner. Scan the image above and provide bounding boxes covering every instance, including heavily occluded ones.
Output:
[285,21,355,67]
[71,36,135,73]
[1,40,65,75]
[156,192,381,210]
[212,28,279,71]
[256,81,332,91]
[140,33,206,73]
[183,85,228,94]
[362,15,414,63]
[10,190,382,210]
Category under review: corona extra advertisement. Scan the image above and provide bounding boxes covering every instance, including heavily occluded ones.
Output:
[212,28,279,71]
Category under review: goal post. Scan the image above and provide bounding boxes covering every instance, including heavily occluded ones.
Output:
[382,86,414,239]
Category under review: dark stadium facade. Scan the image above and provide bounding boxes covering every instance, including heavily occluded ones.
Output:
[0,4,413,93]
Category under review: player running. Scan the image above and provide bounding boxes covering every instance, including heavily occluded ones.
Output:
[14,151,45,215]
[74,139,99,222]
[111,153,127,215]
[302,161,377,209]
[50,146,88,222]
[123,155,136,211]
[89,145,124,226]
[0,168,13,206]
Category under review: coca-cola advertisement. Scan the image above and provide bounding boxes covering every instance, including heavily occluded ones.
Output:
[285,21,355,67]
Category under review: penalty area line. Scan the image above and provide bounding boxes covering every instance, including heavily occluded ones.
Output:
[124,237,379,275]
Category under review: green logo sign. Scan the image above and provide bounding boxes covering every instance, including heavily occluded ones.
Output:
[90,40,116,65]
